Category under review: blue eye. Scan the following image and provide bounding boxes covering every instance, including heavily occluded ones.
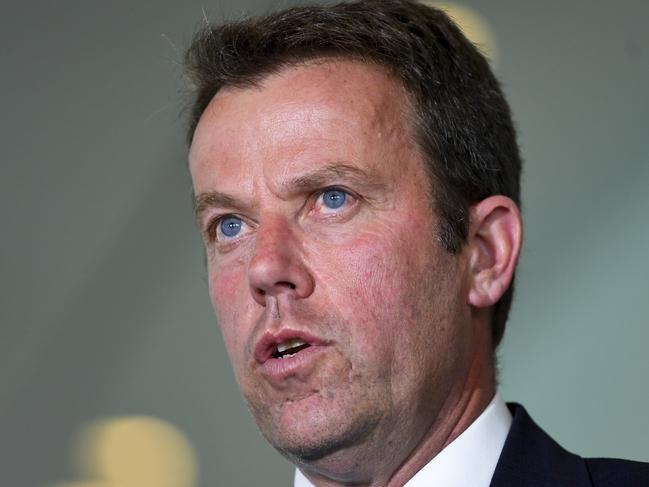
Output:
[219,216,243,238]
[322,189,347,209]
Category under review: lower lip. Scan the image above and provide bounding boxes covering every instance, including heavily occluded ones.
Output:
[259,345,329,381]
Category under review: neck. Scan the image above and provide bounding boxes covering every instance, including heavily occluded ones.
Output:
[384,345,495,487]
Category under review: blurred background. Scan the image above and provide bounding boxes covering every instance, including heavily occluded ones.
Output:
[1,0,647,486]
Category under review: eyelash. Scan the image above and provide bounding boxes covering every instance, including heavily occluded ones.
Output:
[204,186,357,244]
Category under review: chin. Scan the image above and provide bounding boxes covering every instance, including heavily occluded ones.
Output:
[273,419,375,464]
[253,391,383,466]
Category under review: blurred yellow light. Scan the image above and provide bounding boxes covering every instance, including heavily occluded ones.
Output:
[52,416,197,487]
[424,2,499,63]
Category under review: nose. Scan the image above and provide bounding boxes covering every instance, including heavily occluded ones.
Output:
[248,216,315,306]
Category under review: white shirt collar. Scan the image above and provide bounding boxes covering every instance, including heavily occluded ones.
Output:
[294,393,512,487]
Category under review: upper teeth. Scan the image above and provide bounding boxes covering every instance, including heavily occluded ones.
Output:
[277,339,306,353]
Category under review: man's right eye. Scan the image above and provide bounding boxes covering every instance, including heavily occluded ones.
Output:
[207,215,248,242]
[220,216,243,238]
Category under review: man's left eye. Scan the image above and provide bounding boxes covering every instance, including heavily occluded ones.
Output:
[318,188,348,211]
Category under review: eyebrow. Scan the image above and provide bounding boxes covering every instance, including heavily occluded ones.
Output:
[193,191,248,223]
[193,162,386,222]
[285,163,384,194]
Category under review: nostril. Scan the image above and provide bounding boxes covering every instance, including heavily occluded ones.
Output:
[256,282,294,296]
[275,281,296,290]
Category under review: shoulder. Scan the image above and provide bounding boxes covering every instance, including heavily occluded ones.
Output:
[585,457,649,487]
[490,403,649,487]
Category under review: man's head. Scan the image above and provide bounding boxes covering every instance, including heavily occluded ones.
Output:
[185,0,522,483]
[185,0,521,348]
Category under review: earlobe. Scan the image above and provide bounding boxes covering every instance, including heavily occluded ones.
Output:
[467,196,522,308]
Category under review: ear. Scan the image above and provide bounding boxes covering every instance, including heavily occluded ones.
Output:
[466,196,523,308]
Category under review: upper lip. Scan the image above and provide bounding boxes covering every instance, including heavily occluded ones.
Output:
[254,328,329,364]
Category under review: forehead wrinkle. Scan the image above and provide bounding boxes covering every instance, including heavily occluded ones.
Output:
[253,61,410,141]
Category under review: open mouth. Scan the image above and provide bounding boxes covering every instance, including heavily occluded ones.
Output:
[272,339,311,359]
[254,330,330,380]
[255,330,327,365]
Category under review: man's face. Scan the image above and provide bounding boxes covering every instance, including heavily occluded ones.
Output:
[189,61,473,471]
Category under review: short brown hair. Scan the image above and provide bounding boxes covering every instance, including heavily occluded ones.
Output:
[184,0,522,348]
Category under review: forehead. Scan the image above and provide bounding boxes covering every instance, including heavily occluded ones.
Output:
[188,59,422,193]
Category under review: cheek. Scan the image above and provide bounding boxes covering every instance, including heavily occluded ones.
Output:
[209,265,240,313]
[328,229,464,407]
[316,227,431,356]
[208,259,250,363]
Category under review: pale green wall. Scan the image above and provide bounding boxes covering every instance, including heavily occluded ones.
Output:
[1,1,647,486]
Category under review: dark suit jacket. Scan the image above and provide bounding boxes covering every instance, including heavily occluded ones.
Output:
[489,403,649,486]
